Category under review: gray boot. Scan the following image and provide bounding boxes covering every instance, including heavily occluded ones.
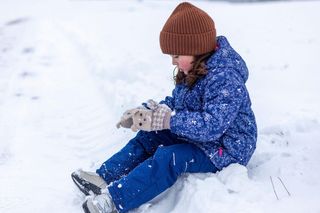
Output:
[71,169,107,196]
[82,191,118,213]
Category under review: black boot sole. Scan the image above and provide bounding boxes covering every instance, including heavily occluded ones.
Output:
[71,172,102,196]
[82,200,90,213]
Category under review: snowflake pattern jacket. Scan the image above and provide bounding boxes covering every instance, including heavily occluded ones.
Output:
[160,36,257,170]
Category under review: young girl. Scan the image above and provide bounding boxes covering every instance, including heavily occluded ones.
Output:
[71,2,257,213]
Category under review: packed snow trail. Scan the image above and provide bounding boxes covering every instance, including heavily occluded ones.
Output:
[0,18,116,212]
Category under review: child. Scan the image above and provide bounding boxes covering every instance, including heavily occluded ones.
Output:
[71,2,257,213]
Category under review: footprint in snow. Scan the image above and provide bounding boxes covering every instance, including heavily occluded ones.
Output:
[21,47,35,54]
[15,93,23,97]
[20,71,35,78]
[5,17,29,26]
[31,96,40,101]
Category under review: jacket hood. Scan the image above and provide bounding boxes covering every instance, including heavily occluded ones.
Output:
[206,36,248,83]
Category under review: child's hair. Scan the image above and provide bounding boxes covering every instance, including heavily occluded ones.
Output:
[174,51,214,88]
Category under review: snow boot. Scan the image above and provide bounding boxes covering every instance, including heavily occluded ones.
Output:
[82,191,118,213]
[71,169,107,196]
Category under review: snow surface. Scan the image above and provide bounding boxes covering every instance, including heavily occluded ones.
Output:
[0,0,319,212]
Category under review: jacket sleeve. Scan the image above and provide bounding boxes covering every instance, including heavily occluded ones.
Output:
[159,89,175,110]
[170,71,245,143]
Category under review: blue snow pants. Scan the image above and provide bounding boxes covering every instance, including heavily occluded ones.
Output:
[96,130,217,213]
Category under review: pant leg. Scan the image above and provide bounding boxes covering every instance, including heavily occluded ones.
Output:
[108,143,217,213]
[96,130,184,184]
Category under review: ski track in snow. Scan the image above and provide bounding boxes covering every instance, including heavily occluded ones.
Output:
[0,18,116,212]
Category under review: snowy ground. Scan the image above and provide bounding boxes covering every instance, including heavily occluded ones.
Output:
[0,0,319,212]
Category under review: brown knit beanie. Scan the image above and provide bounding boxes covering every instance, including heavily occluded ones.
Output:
[160,2,216,56]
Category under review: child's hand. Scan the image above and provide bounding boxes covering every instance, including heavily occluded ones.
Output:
[116,100,172,132]
[131,103,172,132]
[116,108,141,129]
[130,109,153,132]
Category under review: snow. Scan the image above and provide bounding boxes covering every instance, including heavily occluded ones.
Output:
[0,0,319,212]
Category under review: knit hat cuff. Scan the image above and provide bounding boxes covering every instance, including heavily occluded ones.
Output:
[160,29,216,56]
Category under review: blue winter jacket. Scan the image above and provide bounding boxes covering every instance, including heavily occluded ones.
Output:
[160,36,257,170]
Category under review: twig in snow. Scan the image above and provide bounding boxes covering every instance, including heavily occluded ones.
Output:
[278,177,291,196]
[270,176,279,200]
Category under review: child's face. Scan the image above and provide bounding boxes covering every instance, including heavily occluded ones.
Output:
[171,55,194,75]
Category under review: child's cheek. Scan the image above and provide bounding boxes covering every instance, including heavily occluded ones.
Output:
[179,61,193,72]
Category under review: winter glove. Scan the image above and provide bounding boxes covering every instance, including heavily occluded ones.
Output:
[116,107,143,129]
[130,100,172,132]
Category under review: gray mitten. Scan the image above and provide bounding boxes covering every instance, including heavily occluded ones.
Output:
[131,100,172,132]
